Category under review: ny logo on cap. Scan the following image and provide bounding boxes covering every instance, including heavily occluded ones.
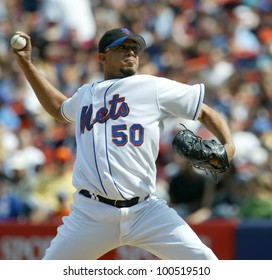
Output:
[121,28,131,35]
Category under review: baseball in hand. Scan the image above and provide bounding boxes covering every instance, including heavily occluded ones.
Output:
[10,34,27,50]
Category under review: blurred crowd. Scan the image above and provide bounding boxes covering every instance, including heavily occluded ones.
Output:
[1,0,272,224]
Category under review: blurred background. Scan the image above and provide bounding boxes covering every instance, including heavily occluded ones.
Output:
[1,0,272,259]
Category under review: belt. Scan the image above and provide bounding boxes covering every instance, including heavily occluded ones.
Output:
[79,189,149,208]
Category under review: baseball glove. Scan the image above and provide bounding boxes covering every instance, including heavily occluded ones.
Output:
[172,124,230,183]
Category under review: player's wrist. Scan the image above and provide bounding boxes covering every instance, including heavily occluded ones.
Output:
[224,143,235,161]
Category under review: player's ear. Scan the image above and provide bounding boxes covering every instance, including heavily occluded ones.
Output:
[99,53,106,64]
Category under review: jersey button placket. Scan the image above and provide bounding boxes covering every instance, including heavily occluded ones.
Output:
[92,100,108,188]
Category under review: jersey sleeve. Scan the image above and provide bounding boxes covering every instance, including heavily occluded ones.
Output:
[61,85,87,123]
[157,77,204,120]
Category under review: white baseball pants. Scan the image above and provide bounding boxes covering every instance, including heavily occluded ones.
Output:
[43,192,218,260]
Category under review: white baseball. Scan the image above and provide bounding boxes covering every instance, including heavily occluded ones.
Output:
[10,34,27,50]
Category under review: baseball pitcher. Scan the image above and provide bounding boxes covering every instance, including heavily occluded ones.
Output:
[12,28,235,260]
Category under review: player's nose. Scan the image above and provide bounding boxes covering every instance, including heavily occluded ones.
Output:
[125,45,140,54]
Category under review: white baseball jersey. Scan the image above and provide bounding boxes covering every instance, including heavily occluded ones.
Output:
[61,74,204,200]
[44,74,217,260]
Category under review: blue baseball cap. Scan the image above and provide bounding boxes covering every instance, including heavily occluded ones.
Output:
[98,27,146,53]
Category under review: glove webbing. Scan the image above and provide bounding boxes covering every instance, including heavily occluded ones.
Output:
[179,124,225,184]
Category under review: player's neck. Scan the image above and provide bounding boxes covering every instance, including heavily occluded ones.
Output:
[104,70,136,80]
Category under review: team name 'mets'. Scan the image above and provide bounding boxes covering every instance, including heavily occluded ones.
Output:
[80,94,130,134]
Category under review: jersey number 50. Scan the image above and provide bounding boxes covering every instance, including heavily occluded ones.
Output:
[112,124,144,146]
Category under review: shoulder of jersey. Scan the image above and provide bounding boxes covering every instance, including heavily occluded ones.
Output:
[77,83,95,92]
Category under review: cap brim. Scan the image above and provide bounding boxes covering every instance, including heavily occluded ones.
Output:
[107,35,146,51]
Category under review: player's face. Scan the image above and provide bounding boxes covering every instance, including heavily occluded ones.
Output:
[99,39,140,79]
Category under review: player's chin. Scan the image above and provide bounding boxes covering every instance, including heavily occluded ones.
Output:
[120,67,137,77]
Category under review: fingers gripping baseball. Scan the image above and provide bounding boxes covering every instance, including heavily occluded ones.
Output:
[10,34,27,50]
[10,32,32,65]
